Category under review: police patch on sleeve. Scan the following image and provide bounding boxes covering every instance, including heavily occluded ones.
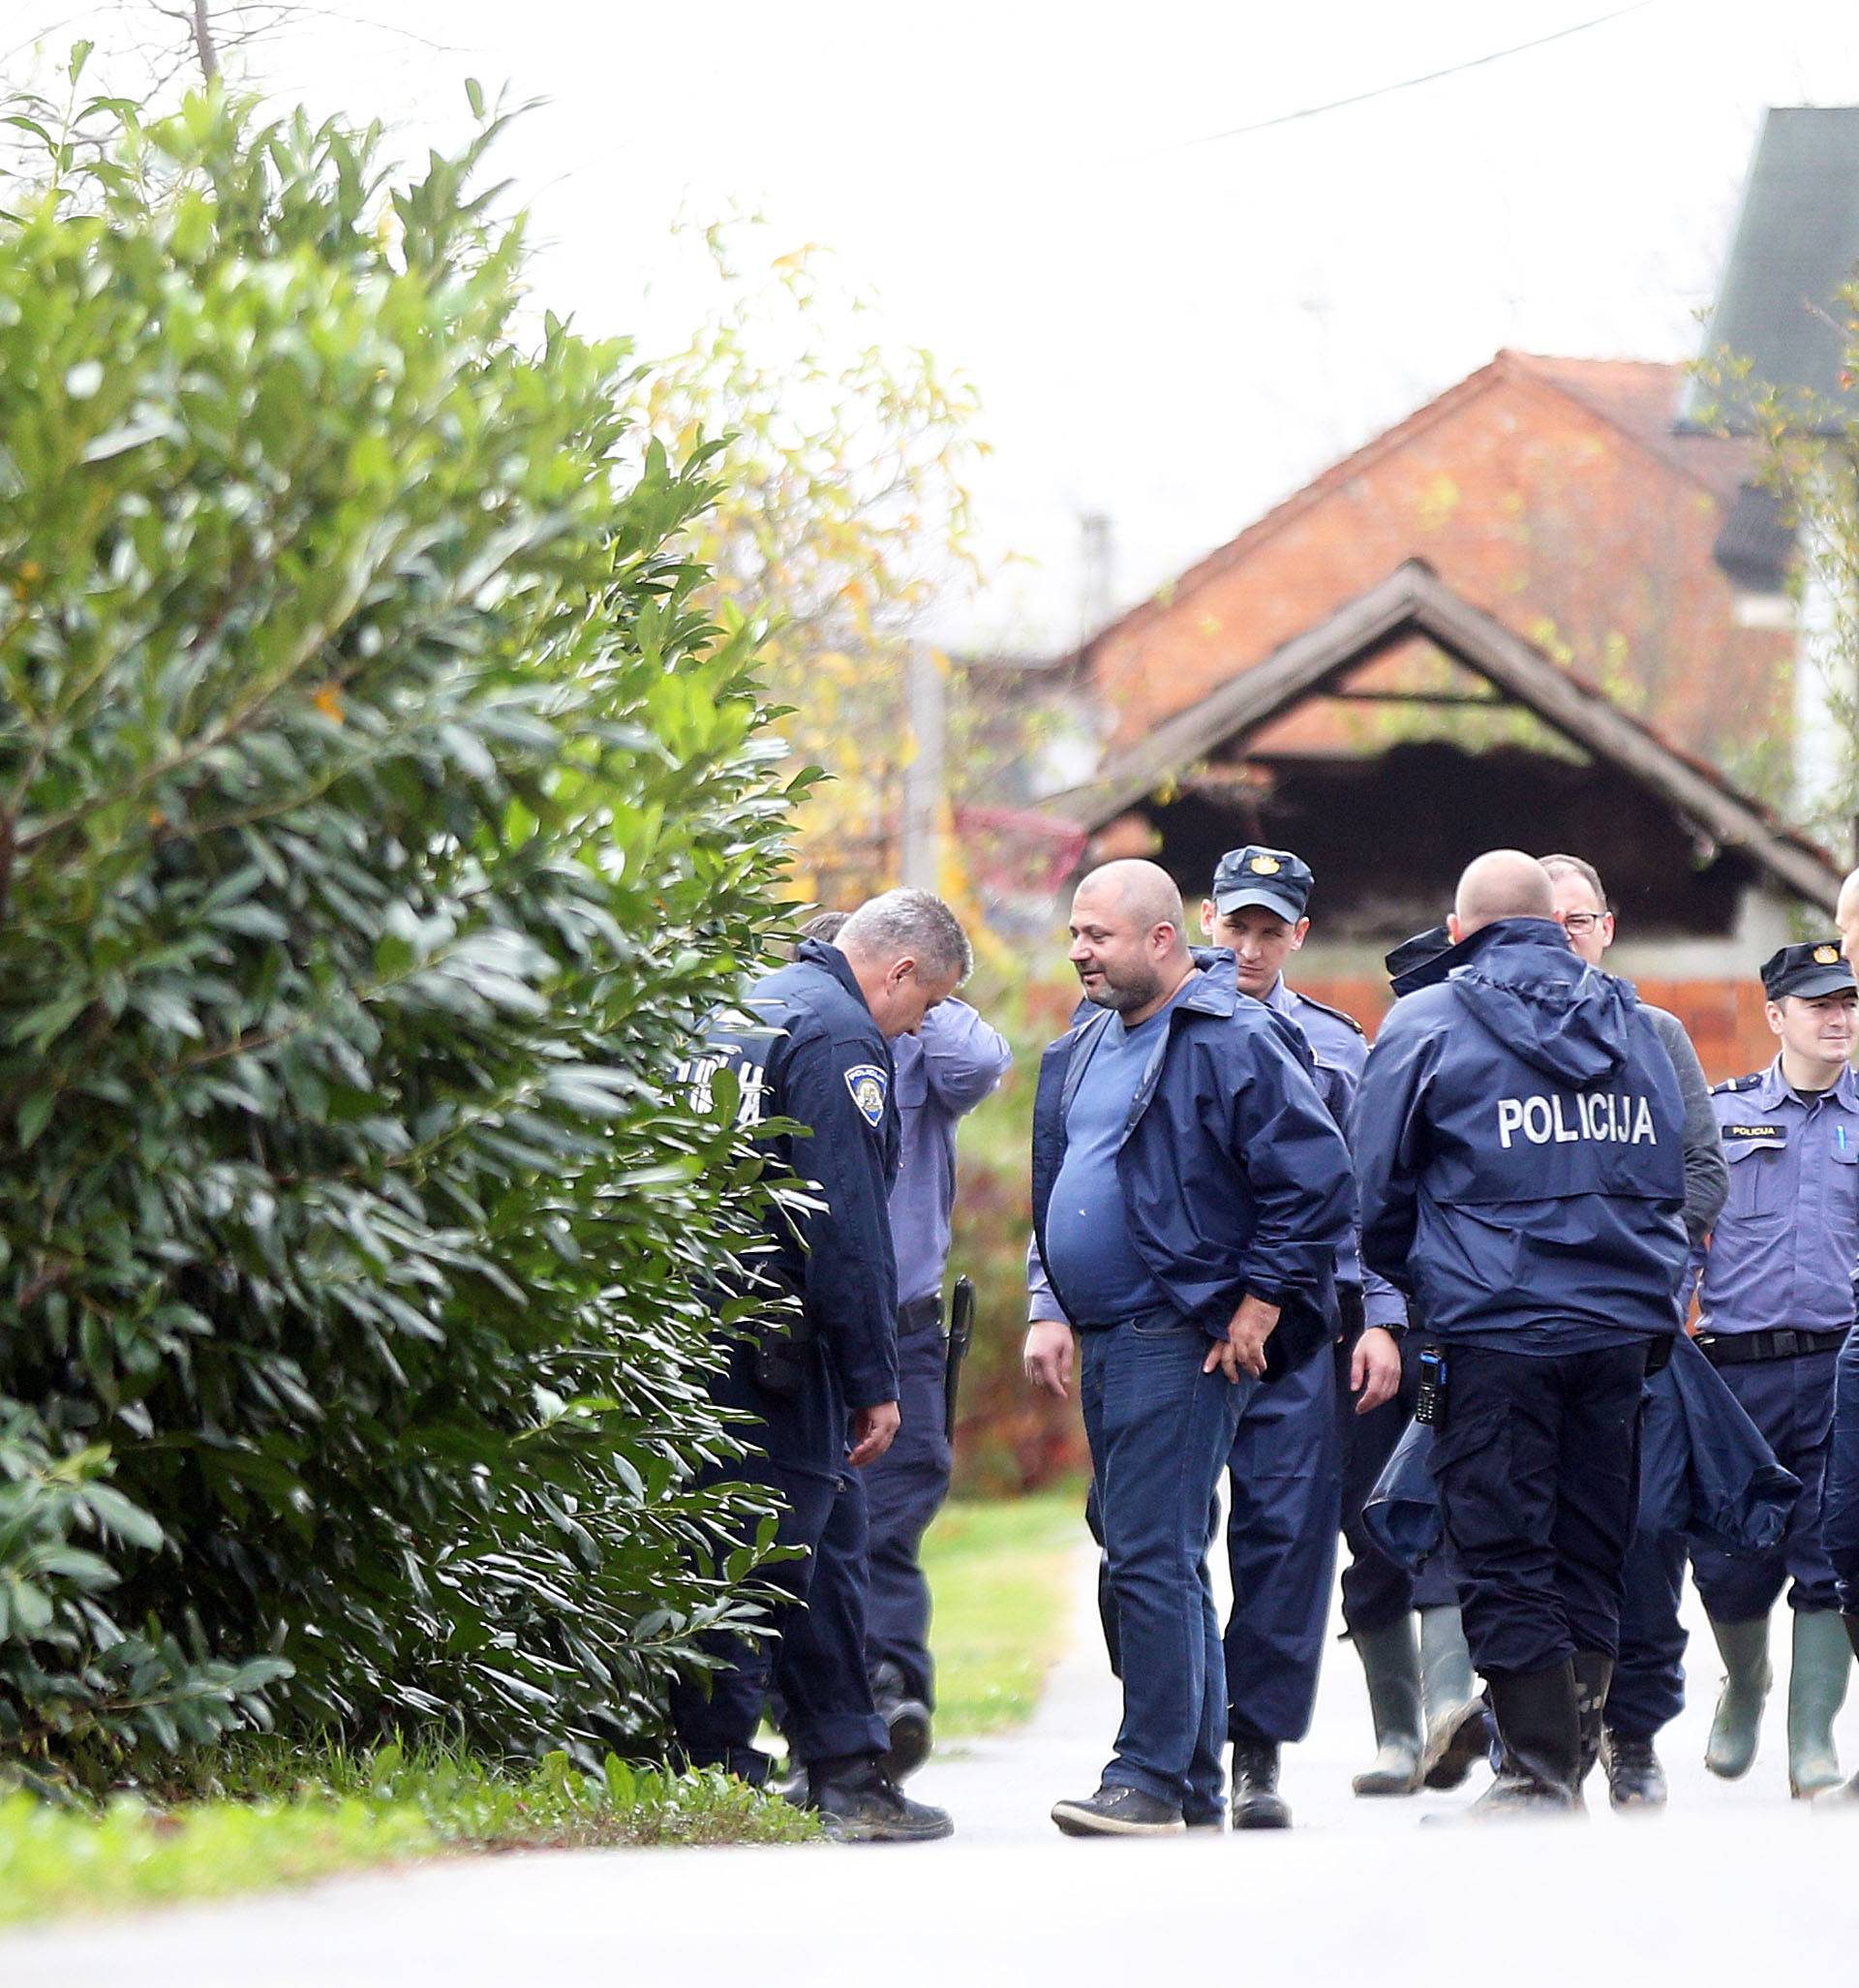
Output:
[844,1062,889,1127]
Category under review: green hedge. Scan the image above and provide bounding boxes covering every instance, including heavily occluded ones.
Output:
[0,86,798,1784]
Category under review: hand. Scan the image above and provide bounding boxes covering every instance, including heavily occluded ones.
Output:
[848,1400,901,1467]
[1204,1294,1280,1383]
[1023,1319,1076,1399]
[1351,1327,1403,1414]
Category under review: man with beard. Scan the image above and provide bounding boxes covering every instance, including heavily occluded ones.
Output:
[1352,850,1690,1818]
[1022,860,1353,1835]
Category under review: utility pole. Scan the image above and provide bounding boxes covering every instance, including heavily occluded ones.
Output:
[899,641,945,892]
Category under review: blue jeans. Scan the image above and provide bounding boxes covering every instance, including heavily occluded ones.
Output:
[1818,1329,1859,1617]
[1080,1315,1245,1812]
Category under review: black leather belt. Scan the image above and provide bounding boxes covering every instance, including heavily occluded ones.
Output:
[1694,1327,1849,1366]
[899,1294,943,1333]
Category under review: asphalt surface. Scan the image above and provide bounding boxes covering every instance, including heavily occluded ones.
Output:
[7,1535,1859,1987]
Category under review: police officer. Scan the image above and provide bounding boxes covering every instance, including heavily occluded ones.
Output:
[667,889,970,1841]
[1690,937,1859,1800]
[1023,860,1353,1836]
[1353,850,1690,1817]
[1539,853,1729,1808]
[1820,870,1859,1805]
[797,911,1013,1780]
[1194,846,1416,1821]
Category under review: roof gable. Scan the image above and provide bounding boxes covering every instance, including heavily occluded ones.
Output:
[1051,562,1837,911]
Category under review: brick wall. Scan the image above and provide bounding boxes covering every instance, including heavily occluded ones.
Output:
[1294,972,1776,1085]
[1086,356,1791,777]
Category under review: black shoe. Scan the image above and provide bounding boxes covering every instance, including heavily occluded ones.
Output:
[1230,1741,1292,1830]
[1184,1811,1226,1833]
[808,1757,953,1842]
[1051,1783,1186,1836]
[1600,1728,1667,1810]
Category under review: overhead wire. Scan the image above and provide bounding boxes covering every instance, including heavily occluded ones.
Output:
[1159,1,1659,153]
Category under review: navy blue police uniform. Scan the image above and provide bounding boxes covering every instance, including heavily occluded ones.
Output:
[666,937,899,1782]
[1032,946,1354,1828]
[1688,952,1859,1622]
[1352,914,1689,1805]
[1201,849,1441,1772]
[863,1000,1011,1746]
[1684,942,1859,1798]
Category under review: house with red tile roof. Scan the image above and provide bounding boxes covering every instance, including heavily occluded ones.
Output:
[1012,349,1842,1076]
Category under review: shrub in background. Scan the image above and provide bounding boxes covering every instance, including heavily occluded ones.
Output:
[0,81,796,1784]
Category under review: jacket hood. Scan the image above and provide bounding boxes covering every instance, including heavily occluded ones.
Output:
[1446,918,1639,1086]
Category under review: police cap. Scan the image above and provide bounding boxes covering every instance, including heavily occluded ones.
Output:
[1760,940,1858,1002]
[1212,845,1313,924]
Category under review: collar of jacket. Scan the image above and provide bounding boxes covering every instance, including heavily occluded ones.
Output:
[1441,915,1571,975]
[795,935,877,1018]
[1752,1052,1859,1114]
[1057,948,1237,1120]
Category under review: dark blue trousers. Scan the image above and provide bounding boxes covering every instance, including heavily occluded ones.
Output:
[1225,1329,1342,1744]
[1432,1340,1648,1676]
[1825,1328,1859,1618]
[1339,1320,1462,1636]
[1607,1529,1689,1737]
[863,1297,952,1706]
[1080,1315,1244,1814]
[667,1336,888,1777]
[1692,1347,1842,1620]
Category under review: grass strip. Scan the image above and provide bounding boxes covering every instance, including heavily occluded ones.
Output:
[923,1482,1084,1739]
[0,1745,813,1929]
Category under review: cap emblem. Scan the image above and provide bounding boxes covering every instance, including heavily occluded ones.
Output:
[1249,855,1281,875]
[1815,944,1841,965]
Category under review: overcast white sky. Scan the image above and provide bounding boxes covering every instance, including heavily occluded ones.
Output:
[13,0,1859,651]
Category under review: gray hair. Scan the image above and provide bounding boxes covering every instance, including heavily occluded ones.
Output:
[838,888,973,985]
[1539,853,1609,913]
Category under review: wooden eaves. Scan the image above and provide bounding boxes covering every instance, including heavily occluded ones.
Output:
[1043,561,1844,912]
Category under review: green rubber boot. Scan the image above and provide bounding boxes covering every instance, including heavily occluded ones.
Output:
[1351,1616,1424,1796]
[1418,1605,1486,1790]
[1704,1615,1771,1780]
[1815,1616,1859,1807]
[1787,1610,1851,1798]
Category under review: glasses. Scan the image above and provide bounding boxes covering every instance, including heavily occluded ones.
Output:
[1563,912,1606,935]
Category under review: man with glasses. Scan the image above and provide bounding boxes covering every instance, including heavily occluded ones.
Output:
[1539,854,1728,1807]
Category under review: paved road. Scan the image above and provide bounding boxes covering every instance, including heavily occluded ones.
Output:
[7,1541,1859,1987]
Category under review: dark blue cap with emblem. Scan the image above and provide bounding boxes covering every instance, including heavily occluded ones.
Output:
[1212,844,1313,924]
[1760,940,1858,1001]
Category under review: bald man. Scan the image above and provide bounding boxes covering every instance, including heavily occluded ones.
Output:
[1351,850,1690,1818]
[1025,861,1354,1835]
[1820,869,1859,1803]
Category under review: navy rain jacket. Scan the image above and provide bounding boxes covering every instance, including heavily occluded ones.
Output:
[1351,917,1689,1346]
[687,939,900,1408]
[1030,947,1355,1348]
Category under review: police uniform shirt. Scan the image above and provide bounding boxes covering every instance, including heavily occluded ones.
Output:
[890,999,1012,1309]
[1262,976,1408,1332]
[1696,1055,1859,1337]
